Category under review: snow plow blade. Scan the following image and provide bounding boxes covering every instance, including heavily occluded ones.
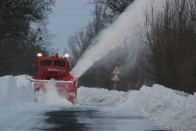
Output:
[30,78,77,104]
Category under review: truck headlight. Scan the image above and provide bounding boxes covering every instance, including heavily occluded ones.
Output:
[37,53,43,57]
[64,53,69,58]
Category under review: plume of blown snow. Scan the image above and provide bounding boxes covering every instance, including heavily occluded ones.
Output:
[71,0,166,78]
[34,81,72,105]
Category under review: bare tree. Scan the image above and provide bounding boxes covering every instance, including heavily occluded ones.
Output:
[143,0,196,93]
[0,0,55,76]
[95,0,134,17]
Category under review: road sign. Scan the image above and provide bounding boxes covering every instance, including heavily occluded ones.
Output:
[111,74,119,81]
[111,66,120,90]
[112,67,120,74]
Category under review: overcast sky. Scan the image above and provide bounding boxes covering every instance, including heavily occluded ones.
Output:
[47,0,93,55]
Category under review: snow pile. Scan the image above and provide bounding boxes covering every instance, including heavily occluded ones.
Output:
[78,85,196,131]
[0,75,11,105]
[0,75,34,106]
[122,85,196,131]
[0,75,72,130]
[77,87,126,106]
[0,75,72,106]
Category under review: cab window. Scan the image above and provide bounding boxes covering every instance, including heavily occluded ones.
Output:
[40,60,52,66]
[54,60,66,67]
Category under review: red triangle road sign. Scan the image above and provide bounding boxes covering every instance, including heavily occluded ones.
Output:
[111,74,119,81]
[112,67,120,74]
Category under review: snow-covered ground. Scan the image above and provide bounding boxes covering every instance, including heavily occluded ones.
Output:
[0,75,195,131]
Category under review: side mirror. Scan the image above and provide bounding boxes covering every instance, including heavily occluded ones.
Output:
[69,65,73,71]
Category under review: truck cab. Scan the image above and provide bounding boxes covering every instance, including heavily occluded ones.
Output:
[35,53,70,80]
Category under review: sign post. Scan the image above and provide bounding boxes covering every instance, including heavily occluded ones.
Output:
[111,66,120,90]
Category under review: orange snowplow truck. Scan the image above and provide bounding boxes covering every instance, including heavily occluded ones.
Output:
[31,52,77,104]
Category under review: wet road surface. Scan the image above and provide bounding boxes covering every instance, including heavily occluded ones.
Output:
[35,107,169,131]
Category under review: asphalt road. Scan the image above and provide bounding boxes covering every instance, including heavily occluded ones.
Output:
[33,107,169,131]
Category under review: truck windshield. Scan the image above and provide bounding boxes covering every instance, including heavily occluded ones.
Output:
[40,60,52,66]
[54,60,66,67]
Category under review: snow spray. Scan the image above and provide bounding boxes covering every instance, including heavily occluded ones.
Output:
[71,0,165,78]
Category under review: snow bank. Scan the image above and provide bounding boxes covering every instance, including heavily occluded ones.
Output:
[0,75,11,105]
[123,85,196,131]
[78,85,196,131]
[0,75,72,106]
[77,87,126,106]
[0,75,72,130]
[0,75,34,106]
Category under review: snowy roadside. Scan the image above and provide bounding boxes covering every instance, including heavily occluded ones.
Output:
[78,86,196,131]
[0,75,73,131]
[0,75,196,131]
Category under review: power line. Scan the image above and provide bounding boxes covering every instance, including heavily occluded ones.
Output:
[49,14,91,17]
[49,12,93,17]
[50,13,91,17]
[50,15,90,17]
[53,8,90,11]
[51,13,90,15]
